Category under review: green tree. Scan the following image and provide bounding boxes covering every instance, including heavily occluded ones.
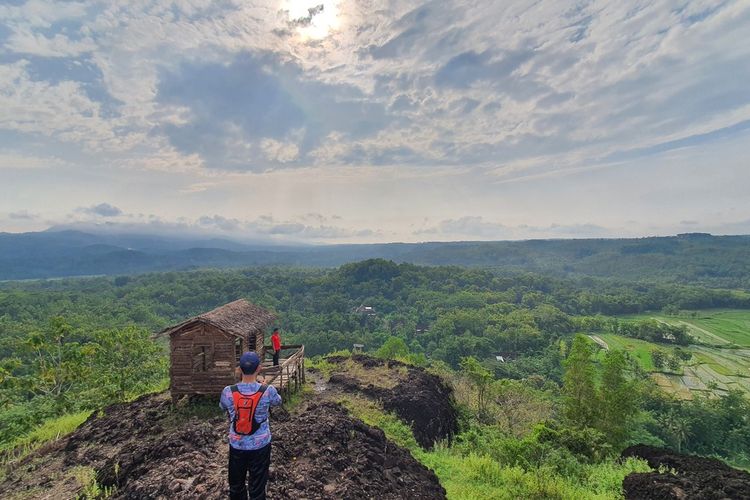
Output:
[375,336,410,360]
[22,317,94,403]
[562,335,598,428]
[90,326,166,401]
[460,356,493,420]
[661,409,690,453]
[667,355,681,372]
[674,347,692,362]
[598,350,639,448]
[651,349,666,370]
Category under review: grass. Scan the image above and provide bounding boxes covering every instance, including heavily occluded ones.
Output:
[685,311,750,346]
[310,354,409,388]
[337,358,408,388]
[0,410,92,464]
[595,334,658,372]
[306,356,337,379]
[282,382,314,411]
[625,309,750,346]
[690,352,735,376]
[337,394,422,453]
[71,465,115,499]
[421,448,650,500]
[338,391,649,500]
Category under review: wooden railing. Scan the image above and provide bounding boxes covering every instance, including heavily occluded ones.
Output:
[260,344,305,396]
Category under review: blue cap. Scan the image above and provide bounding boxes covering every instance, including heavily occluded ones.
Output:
[239,352,261,374]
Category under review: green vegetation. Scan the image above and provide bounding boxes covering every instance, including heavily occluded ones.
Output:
[0,318,167,446]
[625,309,750,346]
[343,345,653,499]
[676,311,750,346]
[70,465,115,499]
[595,309,750,399]
[1,259,749,483]
[5,231,750,289]
[422,450,650,500]
[596,334,657,371]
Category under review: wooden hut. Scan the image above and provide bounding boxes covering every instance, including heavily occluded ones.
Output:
[164,299,276,400]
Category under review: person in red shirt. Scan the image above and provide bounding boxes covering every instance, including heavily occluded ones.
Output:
[271,328,281,366]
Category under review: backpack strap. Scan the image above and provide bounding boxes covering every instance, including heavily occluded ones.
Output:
[252,385,270,430]
[230,384,266,395]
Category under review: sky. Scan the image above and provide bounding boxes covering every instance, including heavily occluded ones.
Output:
[1,0,749,244]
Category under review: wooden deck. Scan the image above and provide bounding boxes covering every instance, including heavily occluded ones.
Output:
[259,344,305,396]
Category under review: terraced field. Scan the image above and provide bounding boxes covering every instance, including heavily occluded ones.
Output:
[628,310,750,347]
[593,310,750,399]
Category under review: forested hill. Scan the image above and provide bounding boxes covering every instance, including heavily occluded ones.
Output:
[2,230,750,286]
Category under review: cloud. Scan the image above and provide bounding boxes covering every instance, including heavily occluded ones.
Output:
[157,52,391,170]
[6,31,96,57]
[8,210,38,220]
[55,212,377,242]
[416,217,612,240]
[1,0,748,175]
[416,216,510,239]
[0,1,89,28]
[260,138,300,163]
[0,151,69,169]
[1,0,750,243]
[76,203,123,217]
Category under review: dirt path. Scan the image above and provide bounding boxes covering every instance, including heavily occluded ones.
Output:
[588,334,609,350]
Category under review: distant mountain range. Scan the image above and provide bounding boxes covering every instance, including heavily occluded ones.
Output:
[1,229,749,286]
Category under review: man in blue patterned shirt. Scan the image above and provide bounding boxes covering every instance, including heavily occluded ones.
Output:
[220,351,282,500]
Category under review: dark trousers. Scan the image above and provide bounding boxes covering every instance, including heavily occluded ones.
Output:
[228,444,271,500]
[272,351,279,366]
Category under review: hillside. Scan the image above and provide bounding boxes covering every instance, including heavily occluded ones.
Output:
[2,230,750,286]
[3,355,749,499]
[0,356,454,499]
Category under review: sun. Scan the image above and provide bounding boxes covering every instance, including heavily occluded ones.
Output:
[284,0,340,40]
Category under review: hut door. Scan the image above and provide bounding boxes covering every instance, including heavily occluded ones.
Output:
[246,334,256,353]
[192,343,213,372]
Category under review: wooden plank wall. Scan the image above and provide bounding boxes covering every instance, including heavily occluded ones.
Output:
[170,322,237,396]
[170,322,293,401]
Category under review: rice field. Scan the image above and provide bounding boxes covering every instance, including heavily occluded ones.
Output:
[626,309,750,347]
[594,310,750,399]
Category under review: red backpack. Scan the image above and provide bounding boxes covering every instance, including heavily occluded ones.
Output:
[230,384,268,435]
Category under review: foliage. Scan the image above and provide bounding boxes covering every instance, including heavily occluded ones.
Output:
[1,260,749,470]
[342,376,649,499]
[642,389,750,467]
[459,356,494,420]
[562,335,598,428]
[598,350,639,449]
[375,336,410,360]
[651,349,666,370]
[0,410,91,466]
[0,319,167,446]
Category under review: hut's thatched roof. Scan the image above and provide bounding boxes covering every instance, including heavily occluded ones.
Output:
[162,299,276,338]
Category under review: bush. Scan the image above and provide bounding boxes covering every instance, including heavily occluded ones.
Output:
[375,337,410,360]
